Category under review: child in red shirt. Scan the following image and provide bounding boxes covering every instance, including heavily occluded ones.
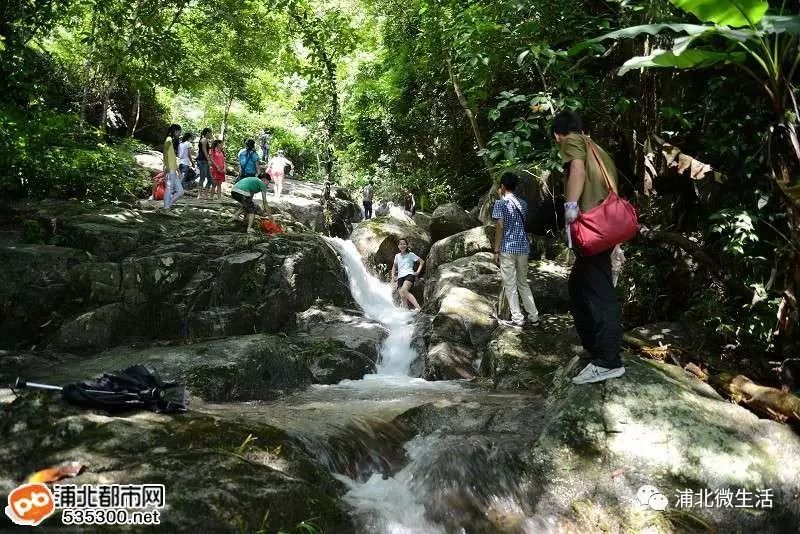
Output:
[210,140,226,201]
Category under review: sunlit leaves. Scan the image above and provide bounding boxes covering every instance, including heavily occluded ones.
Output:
[669,0,768,28]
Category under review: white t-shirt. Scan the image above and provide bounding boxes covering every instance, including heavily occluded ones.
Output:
[178,141,192,166]
[394,251,420,278]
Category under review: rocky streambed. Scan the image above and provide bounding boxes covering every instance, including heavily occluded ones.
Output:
[2,181,800,532]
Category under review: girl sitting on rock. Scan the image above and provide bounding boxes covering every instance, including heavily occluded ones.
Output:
[391,238,424,310]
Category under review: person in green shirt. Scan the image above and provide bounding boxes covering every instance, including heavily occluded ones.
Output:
[230,176,269,233]
[553,110,625,385]
[162,123,184,209]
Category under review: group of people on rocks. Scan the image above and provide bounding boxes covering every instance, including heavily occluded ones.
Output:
[161,124,294,224]
[163,110,625,386]
[379,111,626,386]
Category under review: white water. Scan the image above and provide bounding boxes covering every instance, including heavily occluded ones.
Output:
[326,237,418,376]
[322,236,539,534]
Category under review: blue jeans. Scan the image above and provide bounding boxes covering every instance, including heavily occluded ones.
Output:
[197,160,211,188]
[164,170,184,209]
[261,146,269,161]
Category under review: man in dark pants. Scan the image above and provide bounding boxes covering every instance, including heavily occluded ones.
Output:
[362,181,374,219]
[554,110,625,384]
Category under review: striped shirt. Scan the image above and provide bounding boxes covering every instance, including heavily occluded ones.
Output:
[491,194,529,254]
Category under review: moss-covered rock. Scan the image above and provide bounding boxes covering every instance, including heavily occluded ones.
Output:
[523,356,800,532]
[0,395,354,532]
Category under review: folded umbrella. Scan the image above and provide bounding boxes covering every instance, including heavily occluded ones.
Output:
[14,364,188,414]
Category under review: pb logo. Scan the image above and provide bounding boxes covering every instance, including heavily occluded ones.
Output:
[5,483,55,526]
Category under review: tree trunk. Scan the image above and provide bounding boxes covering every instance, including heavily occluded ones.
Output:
[710,373,800,424]
[80,9,98,124]
[220,91,234,144]
[99,77,116,135]
[447,59,493,183]
[129,89,141,138]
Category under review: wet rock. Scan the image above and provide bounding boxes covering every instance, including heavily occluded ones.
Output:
[410,312,433,377]
[295,305,387,363]
[424,341,478,380]
[429,203,481,243]
[297,337,377,384]
[431,287,496,349]
[0,395,354,532]
[424,252,501,311]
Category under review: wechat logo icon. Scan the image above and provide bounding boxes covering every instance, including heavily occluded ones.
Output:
[637,485,668,511]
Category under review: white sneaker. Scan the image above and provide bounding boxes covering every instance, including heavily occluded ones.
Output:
[499,318,524,329]
[246,227,256,234]
[571,363,625,384]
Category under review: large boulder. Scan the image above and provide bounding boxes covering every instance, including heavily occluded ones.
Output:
[54,302,128,352]
[0,395,354,532]
[424,251,501,310]
[424,340,478,380]
[523,356,800,532]
[481,314,582,389]
[425,225,494,277]
[295,305,388,365]
[424,287,496,380]
[0,244,89,348]
[476,169,561,234]
[429,203,481,243]
[350,214,431,272]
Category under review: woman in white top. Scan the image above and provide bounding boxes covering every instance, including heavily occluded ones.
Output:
[390,238,425,310]
[178,132,195,182]
[266,149,294,200]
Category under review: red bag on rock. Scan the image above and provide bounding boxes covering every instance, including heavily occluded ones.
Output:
[152,171,166,201]
[259,218,284,235]
[570,141,638,256]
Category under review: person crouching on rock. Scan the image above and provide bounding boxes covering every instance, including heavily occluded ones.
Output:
[391,238,424,310]
[230,176,268,234]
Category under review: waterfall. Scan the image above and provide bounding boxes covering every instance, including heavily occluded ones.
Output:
[326,237,418,376]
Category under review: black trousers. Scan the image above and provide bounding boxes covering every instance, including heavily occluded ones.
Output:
[568,249,622,369]
[363,200,373,219]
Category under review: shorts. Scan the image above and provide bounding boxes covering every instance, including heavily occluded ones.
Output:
[397,274,416,289]
[231,191,261,214]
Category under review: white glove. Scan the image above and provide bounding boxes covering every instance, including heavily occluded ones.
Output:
[564,201,579,249]
[564,201,580,224]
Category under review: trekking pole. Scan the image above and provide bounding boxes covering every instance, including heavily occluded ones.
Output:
[13,378,63,391]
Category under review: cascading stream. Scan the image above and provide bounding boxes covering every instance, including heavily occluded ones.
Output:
[312,236,543,533]
[326,237,417,376]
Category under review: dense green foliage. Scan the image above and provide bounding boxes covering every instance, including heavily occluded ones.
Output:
[1,0,798,359]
